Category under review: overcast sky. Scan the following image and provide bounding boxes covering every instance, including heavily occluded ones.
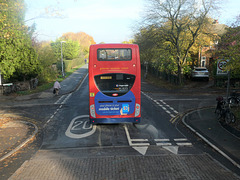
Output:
[25,0,240,43]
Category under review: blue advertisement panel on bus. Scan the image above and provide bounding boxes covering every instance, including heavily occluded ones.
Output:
[95,91,135,116]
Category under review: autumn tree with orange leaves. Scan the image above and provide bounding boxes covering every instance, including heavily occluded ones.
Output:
[61,32,96,58]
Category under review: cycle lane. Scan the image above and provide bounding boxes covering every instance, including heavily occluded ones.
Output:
[182,107,240,169]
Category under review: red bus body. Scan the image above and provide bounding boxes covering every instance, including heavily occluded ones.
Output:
[89,44,141,124]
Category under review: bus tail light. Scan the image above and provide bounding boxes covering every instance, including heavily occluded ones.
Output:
[90,104,96,118]
[135,103,140,117]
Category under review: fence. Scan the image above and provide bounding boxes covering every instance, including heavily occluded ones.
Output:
[142,63,182,85]
[0,79,38,95]
[214,77,240,88]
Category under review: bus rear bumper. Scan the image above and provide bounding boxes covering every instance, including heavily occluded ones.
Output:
[90,117,140,124]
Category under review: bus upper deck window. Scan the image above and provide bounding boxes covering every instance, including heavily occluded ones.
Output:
[97,48,132,61]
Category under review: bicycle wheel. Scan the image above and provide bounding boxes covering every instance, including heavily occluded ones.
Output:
[230,112,236,123]
[225,111,232,124]
[215,108,222,119]
[225,111,236,124]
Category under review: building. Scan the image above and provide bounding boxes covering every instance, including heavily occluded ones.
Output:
[198,20,227,68]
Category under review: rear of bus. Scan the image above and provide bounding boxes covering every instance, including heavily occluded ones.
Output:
[89,44,141,124]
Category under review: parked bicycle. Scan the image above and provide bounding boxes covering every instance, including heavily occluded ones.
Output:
[227,91,240,107]
[215,96,236,124]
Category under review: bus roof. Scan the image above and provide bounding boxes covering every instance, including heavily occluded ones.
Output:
[90,43,139,49]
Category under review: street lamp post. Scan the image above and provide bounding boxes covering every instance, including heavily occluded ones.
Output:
[61,41,66,78]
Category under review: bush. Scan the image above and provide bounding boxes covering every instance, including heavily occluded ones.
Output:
[64,58,85,72]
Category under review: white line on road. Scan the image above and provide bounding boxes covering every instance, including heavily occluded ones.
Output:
[156,143,172,146]
[142,92,179,121]
[124,124,150,155]
[174,138,188,141]
[162,98,200,101]
[55,95,66,104]
[76,74,88,91]
[62,93,72,104]
[176,143,193,146]
[131,139,149,142]
[154,139,170,141]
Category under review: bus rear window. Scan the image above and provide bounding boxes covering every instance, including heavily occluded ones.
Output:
[97,48,132,61]
[94,73,135,97]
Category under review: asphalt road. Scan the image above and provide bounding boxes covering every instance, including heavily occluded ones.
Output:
[41,76,202,154]
[2,75,239,179]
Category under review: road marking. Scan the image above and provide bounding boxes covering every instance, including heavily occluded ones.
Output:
[154,139,170,141]
[65,115,96,139]
[132,146,148,155]
[142,92,178,120]
[62,93,72,104]
[170,115,180,123]
[155,138,192,147]
[54,74,88,105]
[174,138,188,141]
[131,139,149,142]
[55,95,66,104]
[162,107,167,111]
[156,143,172,146]
[44,105,63,128]
[124,124,149,155]
[76,74,88,91]
[48,75,88,129]
[162,98,200,101]
[154,139,172,146]
[162,146,179,155]
[176,142,193,146]
[174,138,193,146]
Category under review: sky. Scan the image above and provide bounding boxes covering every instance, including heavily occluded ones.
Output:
[24,0,240,44]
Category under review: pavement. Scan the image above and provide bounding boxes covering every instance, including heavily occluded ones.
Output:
[0,63,240,172]
[0,64,88,161]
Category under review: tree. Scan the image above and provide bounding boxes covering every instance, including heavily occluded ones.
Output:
[142,0,219,84]
[122,39,134,44]
[134,25,177,75]
[63,40,80,60]
[35,41,58,83]
[61,32,95,58]
[217,15,240,75]
[51,39,80,60]
[0,0,38,80]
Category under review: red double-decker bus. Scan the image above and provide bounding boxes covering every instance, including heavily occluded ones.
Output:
[89,44,141,124]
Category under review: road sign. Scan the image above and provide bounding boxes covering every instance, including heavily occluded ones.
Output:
[217,59,229,75]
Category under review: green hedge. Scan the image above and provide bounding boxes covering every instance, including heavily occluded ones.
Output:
[64,58,84,72]
[214,75,240,88]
